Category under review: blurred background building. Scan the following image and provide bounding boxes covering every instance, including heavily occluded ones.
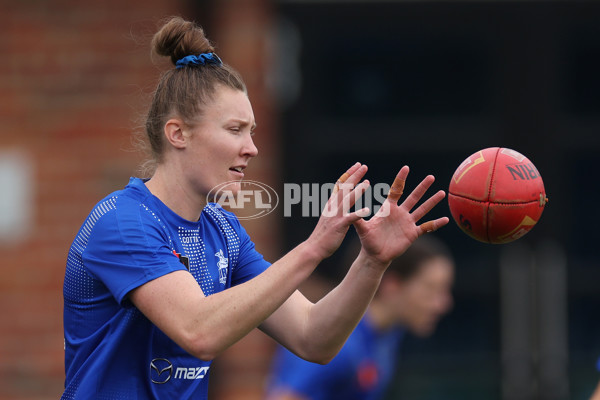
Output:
[0,0,598,399]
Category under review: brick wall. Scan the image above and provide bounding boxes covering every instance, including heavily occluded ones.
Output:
[0,1,278,398]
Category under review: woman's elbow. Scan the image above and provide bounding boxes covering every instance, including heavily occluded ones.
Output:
[310,354,335,365]
[189,347,218,362]
[297,346,340,365]
[180,330,222,362]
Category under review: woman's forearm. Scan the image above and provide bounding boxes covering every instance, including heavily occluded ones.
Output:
[300,251,388,362]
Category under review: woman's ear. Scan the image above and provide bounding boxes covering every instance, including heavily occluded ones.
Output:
[163,118,188,149]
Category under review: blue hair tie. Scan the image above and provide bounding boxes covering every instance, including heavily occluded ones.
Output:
[175,52,223,69]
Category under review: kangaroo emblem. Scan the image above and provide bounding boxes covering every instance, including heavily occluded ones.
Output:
[215,249,228,285]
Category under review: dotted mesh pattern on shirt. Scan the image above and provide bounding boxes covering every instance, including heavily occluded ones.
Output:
[64,196,118,302]
[204,204,240,274]
[178,225,214,295]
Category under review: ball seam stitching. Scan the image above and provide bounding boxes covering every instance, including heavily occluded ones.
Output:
[448,193,542,206]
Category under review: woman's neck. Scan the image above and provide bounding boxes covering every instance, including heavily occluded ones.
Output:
[145,166,207,222]
[366,300,397,333]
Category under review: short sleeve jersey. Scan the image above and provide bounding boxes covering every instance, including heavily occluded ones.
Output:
[62,177,270,400]
[267,316,404,400]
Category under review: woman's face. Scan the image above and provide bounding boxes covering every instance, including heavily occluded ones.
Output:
[392,257,454,337]
[182,85,258,196]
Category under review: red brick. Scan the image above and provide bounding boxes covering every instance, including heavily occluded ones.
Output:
[0,2,279,398]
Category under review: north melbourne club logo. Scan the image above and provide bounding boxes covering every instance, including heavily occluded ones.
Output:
[215,249,228,285]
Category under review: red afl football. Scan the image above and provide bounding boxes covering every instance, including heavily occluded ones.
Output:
[448,147,548,244]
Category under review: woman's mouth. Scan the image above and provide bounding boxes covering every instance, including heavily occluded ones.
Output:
[229,166,245,178]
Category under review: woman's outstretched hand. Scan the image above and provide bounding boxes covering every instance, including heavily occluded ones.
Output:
[306,162,372,260]
[354,165,449,267]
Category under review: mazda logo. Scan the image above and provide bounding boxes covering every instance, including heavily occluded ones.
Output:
[150,358,173,384]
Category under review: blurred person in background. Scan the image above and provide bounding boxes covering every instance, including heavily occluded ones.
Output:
[265,235,455,400]
[61,16,449,399]
[591,358,600,400]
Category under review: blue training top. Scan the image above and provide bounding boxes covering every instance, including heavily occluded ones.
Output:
[267,316,404,400]
[62,177,270,400]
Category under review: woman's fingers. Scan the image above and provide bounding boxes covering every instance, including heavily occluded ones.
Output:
[400,175,436,211]
[328,163,369,215]
[410,189,446,222]
[332,162,365,195]
[329,164,447,235]
[344,180,370,214]
[418,217,450,236]
[323,179,371,218]
[386,166,409,203]
[345,207,371,225]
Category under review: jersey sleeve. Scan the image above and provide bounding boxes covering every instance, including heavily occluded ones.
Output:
[82,198,186,304]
